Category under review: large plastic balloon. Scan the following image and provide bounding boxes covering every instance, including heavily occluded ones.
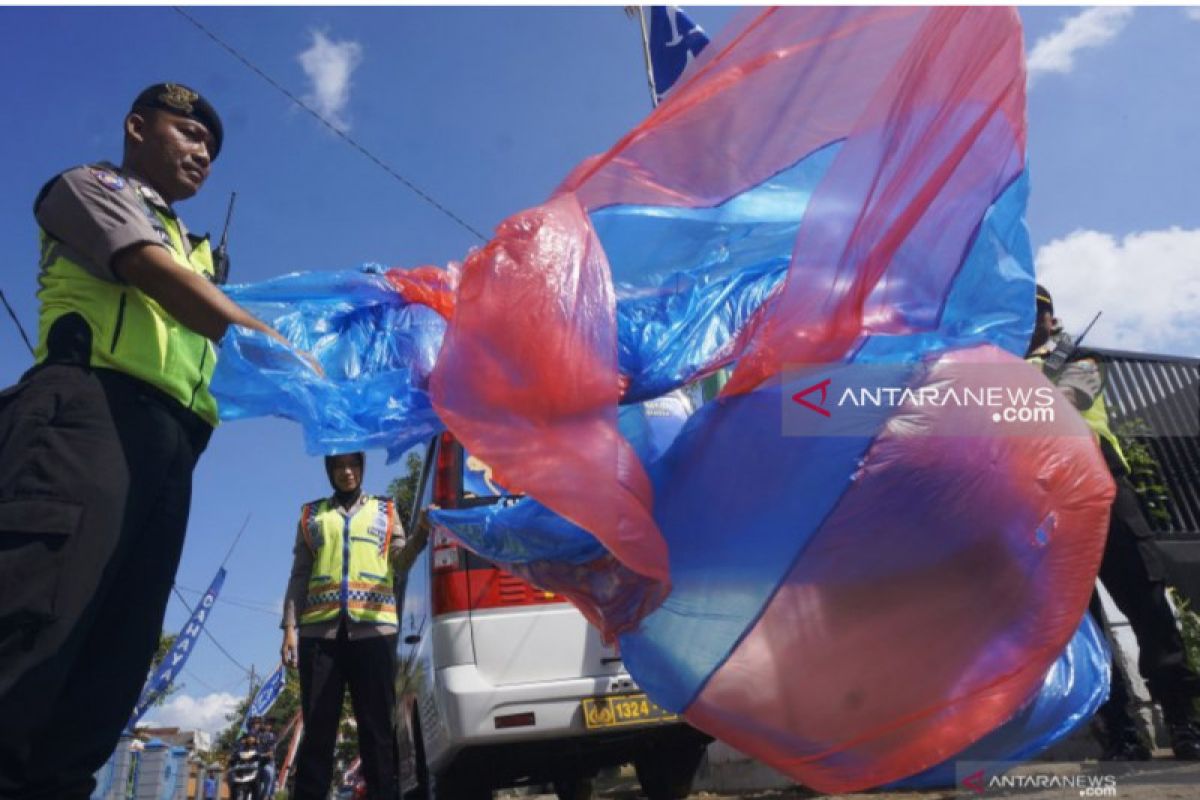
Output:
[212,7,1117,793]
[896,614,1110,788]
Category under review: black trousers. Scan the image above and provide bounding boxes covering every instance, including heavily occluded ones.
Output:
[295,627,398,800]
[0,365,210,799]
[1094,477,1200,732]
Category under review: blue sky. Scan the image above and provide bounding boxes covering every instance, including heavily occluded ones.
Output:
[0,6,1197,734]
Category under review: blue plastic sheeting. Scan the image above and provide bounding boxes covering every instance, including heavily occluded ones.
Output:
[619,362,913,711]
[895,614,1111,788]
[212,269,447,459]
[611,166,1033,712]
[429,392,697,568]
[208,168,1029,467]
[596,144,839,402]
[430,499,605,566]
[854,171,1035,364]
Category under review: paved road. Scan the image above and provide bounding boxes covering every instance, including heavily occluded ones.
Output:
[504,759,1200,799]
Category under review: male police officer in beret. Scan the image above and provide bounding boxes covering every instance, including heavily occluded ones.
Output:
[0,83,317,798]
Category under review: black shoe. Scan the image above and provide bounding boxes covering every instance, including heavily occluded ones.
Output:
[1168,720,1200,761]
[1101,738,1151,762]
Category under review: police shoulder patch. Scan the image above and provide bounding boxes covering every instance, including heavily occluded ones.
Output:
[89,167,126,192]
[138,184,164,206]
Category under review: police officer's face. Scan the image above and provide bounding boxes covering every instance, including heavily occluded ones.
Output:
[125,110,214,202]
[1029,309,1056,352]
[328,455,363,494]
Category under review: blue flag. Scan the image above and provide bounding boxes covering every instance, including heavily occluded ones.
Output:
[649,6,709,101]
[128,567,227,728]
[240,664,286,733]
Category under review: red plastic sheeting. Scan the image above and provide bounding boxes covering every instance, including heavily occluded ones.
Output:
[686,348,1114,791]
[384,265,458,321]
[429,8,1030,592]
[723,8,1027,396]
[429,195,668,581]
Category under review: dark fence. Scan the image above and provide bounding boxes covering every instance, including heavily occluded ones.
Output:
[1094,347,1200,604]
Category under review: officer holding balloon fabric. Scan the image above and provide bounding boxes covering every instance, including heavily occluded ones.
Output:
[1028,285,1200,760]
[0,82,321,799]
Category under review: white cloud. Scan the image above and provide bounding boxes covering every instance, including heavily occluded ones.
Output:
[1035,227,1200,357]
[142,692,241,737]
[297,30,364,132]
[1186,8,1200,21]
[1027,7,1133,82]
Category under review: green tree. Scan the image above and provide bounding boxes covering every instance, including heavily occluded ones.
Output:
[141,632,180,709]
[387,449,425,523]
[1114,418,1176,528]
[1168,588,1200,717]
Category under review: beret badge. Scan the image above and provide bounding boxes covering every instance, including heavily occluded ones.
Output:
[159,83,198,114]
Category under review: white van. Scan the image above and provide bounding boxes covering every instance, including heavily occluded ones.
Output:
[397,432,710,800]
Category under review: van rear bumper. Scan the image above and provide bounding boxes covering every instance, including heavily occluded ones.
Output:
[428,664,701,778]
[436,664,649,743]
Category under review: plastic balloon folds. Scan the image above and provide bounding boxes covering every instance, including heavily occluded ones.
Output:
[214,268,448,459]
[212,7,1118,793]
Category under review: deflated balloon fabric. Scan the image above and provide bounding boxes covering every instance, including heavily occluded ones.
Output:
[669,346,1113,791]
[207,7,1118,793]
[894,614,1110,788]
[213,268,446,459]
[428,393,695,635]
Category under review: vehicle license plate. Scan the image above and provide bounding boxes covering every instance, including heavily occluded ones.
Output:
[581,693,678,729]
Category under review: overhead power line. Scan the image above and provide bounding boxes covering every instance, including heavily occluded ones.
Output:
[0,289,34,356]
[172,7,489,243]
[172,586,253,676]
[176,584,280,618]
[219,514,253,570]
[182,666,222,694]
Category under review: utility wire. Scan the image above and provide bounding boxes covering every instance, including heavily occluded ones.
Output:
[219,513,253,570]
[183,667,222,694]
[0,289,34,356]
[223,673,250,693]
[172,586,253,676]
[171,7,489,243]
[176,585,280,618]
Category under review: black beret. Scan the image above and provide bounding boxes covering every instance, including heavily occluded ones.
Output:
[130,82,224,158]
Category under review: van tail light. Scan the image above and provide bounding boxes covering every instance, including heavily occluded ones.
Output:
[431,433,468,616]
[431,526,469,616]
[428,432,564,615]
[433,432,460,510]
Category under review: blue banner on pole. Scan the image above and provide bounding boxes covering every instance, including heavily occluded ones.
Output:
[128,567,227,729]
[649,6,710,102]
[240,664,286,733]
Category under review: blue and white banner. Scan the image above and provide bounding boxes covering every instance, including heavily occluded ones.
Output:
[240,663,286,733]
[649,6,709,101]
[128,567,227,728]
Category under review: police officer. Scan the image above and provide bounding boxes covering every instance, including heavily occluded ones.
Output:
[1028,284,1200,760]
[280,452,427,800]
[0,82,317,798]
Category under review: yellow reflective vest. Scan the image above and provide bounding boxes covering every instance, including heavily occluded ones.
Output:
[1029,351,1130,475]
[299,496,399,627]
[35,196,219,426]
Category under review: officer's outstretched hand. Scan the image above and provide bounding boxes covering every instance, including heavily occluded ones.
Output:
[262,327,325,379]
[281,626,299,669]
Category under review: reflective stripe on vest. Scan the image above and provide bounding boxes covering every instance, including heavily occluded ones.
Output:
[1078,391,1131,474]
[1028,354,1130,474]
[34,206,219,426]
[299,497,398,626]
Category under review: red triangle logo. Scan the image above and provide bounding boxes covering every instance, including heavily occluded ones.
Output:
[791,378,832,417]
